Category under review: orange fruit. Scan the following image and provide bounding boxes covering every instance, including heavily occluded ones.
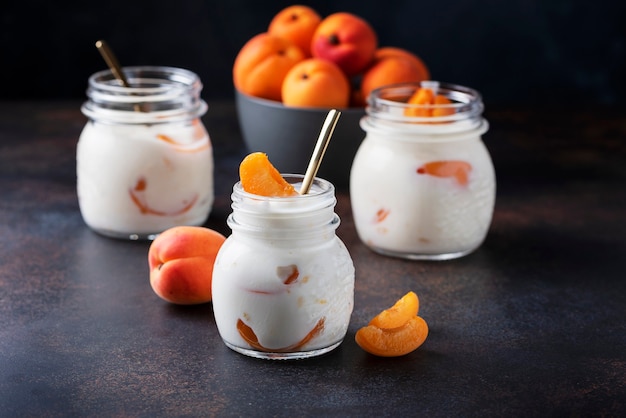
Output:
[368,291,419,329]
[268,5,322,57]
[405,87,454,117]
[355,291,429,357]
[233,33,305,101]
[239,152,298,197]
[360,47,430,101]
[355,316,429,357]
[281,58,350,108]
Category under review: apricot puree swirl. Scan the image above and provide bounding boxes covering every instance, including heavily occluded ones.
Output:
[237,317,326,353]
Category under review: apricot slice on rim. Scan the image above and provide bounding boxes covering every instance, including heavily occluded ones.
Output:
[404,87,454,117]
[404,87,434,117]
[239,152,298,197]
[355,316,429,357]
[368,291,419,329]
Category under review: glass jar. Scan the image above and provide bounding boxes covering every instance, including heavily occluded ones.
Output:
[350,81,495,260]
[212,175,355,360]
[77,66,214,240]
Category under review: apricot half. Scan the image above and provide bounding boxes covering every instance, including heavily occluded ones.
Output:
[148,226,226,305]
[239,152,298,197]
[368,291,419,329]
[355,291,428,357]
[355,316,429,357]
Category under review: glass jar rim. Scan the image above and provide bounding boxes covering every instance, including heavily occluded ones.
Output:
[82,66,207,124]
[231,174,335,207]
[228,174,339,239]
[366,81,483,123]
[361,81,487,138]
[87,65,202,96]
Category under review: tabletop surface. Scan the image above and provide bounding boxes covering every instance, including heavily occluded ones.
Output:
[1,100,625,417]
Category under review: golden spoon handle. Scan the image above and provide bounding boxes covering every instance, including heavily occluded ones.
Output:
[95,40,131,88]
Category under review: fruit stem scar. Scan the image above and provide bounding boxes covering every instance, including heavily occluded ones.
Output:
[328,34,340,45]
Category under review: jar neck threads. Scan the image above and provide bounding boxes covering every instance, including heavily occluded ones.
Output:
[227,175,339,242]
[81,66,207,125]
[362,81,487,137]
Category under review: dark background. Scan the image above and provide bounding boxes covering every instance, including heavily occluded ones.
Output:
[1,0,625,106]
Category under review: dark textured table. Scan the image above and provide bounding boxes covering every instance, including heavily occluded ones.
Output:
[1,100,625,417]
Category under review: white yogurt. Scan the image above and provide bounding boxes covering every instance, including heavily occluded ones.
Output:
[212,176,355,360]
[77,121,213,238]
[77,66,214,239]
[350,82,496,260]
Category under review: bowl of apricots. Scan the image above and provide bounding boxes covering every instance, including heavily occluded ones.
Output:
[233,5,431,189]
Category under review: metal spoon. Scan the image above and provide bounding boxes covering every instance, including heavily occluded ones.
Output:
[95,40,132,87]
[299,109,341,194]
[95,40,142,112]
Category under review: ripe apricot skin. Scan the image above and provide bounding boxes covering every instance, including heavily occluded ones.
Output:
[310,12,378,77]
[281,58,350,108]
[148,226,226,305]
[268,5,321,57]
[233,33,305,101]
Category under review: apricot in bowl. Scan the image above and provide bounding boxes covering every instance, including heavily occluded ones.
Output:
[235,89,365,190]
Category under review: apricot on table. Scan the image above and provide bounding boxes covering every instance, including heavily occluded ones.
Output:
[148,226,226,305]
[281,58,350,108]
[239,152,298,197]
[268,5,321,57]
[311,12,378,77]
[355,291,429,357]
[233,32,306,101]
[368,290,419,329]
[355,316,429,357]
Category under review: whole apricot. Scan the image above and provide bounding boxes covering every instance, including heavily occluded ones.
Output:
[372,47,430,80]
[233,32,306,101]
[281,58,350,108]
[311,12,378,77]
[360,47,431,101]
[268,5,322,57]
[148,226,226,305]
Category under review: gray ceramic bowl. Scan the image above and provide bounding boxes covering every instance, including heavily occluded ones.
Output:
[235,90,366,190]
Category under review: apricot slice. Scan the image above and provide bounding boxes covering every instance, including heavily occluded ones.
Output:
[355,316,429,357]
[356,291,428,357]
[404,87,434,117]
[417,160,472,186]
[239,152,298,197]
[129,176,198,216]
[432,94,454,117]
[237,317,325,352]
[374,208,390,223]
[368,291,419,329]
[404,87,454,117]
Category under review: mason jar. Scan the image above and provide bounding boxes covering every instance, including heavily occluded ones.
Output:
[77,66,214,240]
[350,81,495,260]
[212,175,355,360]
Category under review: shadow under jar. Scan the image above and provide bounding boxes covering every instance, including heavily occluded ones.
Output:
[350,81,495,260]
[77,66,214,240]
